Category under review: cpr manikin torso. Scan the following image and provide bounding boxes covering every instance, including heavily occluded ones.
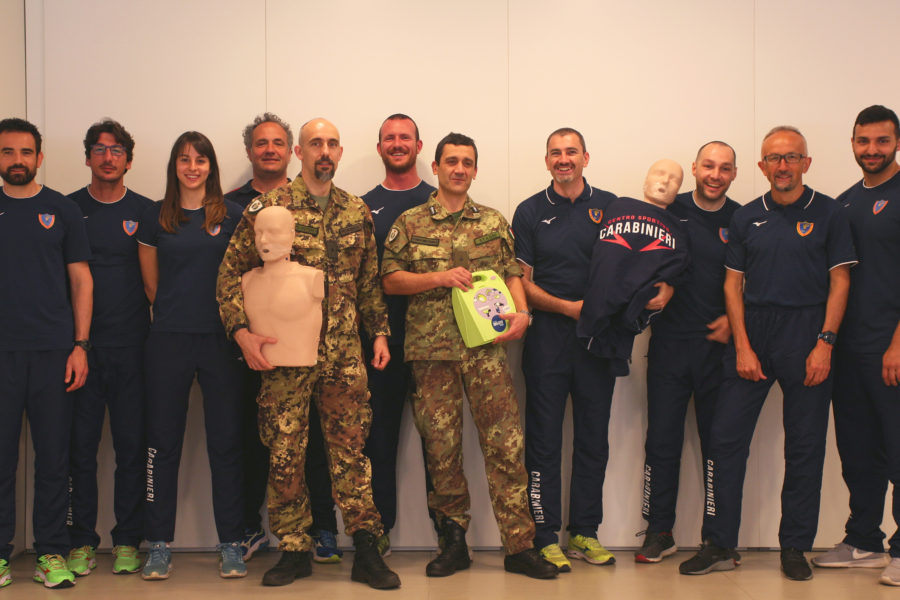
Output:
[242,205,324,366]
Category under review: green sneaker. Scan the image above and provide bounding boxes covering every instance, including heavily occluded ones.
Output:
[67,545,97,576]
[540,543,572,572]
[33,554,75,588]
[0,558,10,588]
[376,533,391,557]
[566,534,615,565]
[112,545,142,574]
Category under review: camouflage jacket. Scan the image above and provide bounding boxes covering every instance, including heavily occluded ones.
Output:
[381,192,521,361]
[217,178,389,356]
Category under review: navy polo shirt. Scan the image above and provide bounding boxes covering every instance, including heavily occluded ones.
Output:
[512,178,616,301]
[652,191,740,339]
[225,178,291,210]
[0,185,91,351]
[69,187,153,347]
[137,200,243,333]
[838,171,900,353]
[362,181,435,347]
[725,186,856,308]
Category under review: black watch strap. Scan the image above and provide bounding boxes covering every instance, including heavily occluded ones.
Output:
[817,331,836,345]
[74,339,92,351]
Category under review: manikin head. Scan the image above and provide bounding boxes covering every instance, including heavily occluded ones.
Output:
[642,159,684,208]
[255,205,295,262]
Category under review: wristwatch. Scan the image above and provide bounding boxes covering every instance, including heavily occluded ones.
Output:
[817,331,837,345]
[519,309,533,327]
[74,339,92,351]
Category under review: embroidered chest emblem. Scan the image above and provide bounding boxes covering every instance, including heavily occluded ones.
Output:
[588,208,603,223]
[208,224,222,236]
[874,199,888,215]
[718,227,729,243]
[122,220,138,236]
[39,213,55,229]
[796,221,814,237]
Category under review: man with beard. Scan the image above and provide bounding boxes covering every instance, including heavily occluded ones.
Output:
[510,128,618,571]
[217,118,399,589]
[812,105,900,588]
[66,119,152,577]
[0,118,92,589]
[680,126,856,581]
[360,114,436,555]
[636,141,740,563]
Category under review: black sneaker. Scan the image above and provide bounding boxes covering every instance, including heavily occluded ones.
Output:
[635,531,677,563]
[781,548,812,581]
[504,548,559,579]
[262,551,312,586]
[679,542,738,575]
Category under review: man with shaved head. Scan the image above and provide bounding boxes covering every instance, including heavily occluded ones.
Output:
[218,118,399,589]
[636,141,740,564]
[680,127,856,581]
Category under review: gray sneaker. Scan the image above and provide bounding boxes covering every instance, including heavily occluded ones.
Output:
[811,542,889,568]
[218,542,247,578]
[881,557,900,586]
[141,541,172,580]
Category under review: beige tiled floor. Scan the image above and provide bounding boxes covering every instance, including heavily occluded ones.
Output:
[5,549,897,599]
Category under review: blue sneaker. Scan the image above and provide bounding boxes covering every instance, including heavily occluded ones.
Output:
[141,541,172,580]
[313,530,343,564]
[218,542,247,578]
[240,528,269,561]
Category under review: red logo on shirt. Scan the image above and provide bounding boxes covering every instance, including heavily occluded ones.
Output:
[589,208,603,223]
[39,213,55,229]
[718,227,729,243]
[122,220,138,236]
[796,221,814,236]
[208,224,222,236]
[874,199,888,215]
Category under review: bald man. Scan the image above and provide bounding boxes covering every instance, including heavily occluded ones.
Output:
[218,118,399,589]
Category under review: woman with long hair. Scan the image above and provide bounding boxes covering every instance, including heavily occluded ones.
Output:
[136,131,246,580]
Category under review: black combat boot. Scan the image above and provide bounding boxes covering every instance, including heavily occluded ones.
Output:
[261,550,312,586]
[426,519,472,577]
[351,530,401,589]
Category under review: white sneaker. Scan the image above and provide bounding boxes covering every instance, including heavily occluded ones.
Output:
[811,542,890,568]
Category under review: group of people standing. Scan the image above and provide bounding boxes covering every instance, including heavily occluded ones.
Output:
[0,103,897,591]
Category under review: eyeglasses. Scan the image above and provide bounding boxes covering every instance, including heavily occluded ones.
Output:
[762,153,805,165]
[90,144,126,157]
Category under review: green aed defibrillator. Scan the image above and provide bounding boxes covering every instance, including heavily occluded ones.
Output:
[451,270,516,347]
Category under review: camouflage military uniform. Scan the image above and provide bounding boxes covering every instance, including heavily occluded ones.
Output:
[217,177,389,552]
[381,193,534,553]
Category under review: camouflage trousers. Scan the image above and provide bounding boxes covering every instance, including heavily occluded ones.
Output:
[410,344,535,554]
[257,354,382,551]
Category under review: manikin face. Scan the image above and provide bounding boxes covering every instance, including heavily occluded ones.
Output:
[643,159,684,208]
[545,133,589,185]
[254,205,294,262]
[852,120,899,175]
[691,143,736,204]
[248,121,291,178]
[87,132,131,184]
[0,131,43,186]
[295,119,343,183]
[377,118,422,174]
[432,144,477,196]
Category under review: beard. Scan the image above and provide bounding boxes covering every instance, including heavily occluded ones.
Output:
[0,163,37,185]
[315,159,335,182]
[381,150,417,175]
[855,149,897,175]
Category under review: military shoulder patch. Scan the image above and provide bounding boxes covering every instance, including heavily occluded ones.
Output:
[388,227,399,243]
[248,199,264,213]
